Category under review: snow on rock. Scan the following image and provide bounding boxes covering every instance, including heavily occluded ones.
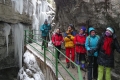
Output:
[18,50,44,80]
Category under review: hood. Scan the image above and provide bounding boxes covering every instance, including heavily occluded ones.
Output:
[89,27,95,33]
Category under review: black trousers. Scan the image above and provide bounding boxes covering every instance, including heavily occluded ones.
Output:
[55,45,61,59]
[88,56,98,80]
[42,36,49,48]
[76,53,86,63]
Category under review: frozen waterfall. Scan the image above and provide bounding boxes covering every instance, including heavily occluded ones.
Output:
[12,23,24,68]
[7,0,55,68]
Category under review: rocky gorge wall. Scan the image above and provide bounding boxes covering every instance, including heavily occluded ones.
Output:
[54,0,120,79]
[0,0,32,79]
[0,0,32,62]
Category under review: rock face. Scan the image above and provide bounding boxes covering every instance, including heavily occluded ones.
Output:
[54,0,120,32]
[54,0,120,79]
[0,0,32,71]
[0,0,32,24]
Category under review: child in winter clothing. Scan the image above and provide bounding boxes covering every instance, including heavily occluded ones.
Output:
[52,28,63,61]
[74,26,87,70]
[64,24,76,68]
[96,27,120,80]
[85,27,100,80]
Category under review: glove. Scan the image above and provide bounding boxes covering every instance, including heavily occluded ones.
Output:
[80,43,85,46]
[76,42,84,46]
[76,42,81,46]
[88,49,96,55]
[67,36,71,39]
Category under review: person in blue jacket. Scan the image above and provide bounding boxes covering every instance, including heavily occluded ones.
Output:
[85,27,100,80]
[40,19,51,49]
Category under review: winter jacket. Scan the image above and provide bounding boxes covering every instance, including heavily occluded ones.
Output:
[97,33,120,68]
[64,30,75,48]
[85,27,100,57]
[40,24,51,37]
[52,33,63,46]
[74,34,87,54]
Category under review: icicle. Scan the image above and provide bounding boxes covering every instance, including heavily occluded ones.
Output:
[12,23,24,68]
[31,0,37,15]
[3,23,11,56]
[11,0,23,14]
[4,0,5,4]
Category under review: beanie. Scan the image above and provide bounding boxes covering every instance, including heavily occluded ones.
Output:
[80,26,86,32]
[106,27,114,34]
[69,24,74,29]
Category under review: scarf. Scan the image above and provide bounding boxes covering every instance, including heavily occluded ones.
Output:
[102,36,113,55]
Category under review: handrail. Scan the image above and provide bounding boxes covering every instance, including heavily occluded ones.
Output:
[24,30,83,80]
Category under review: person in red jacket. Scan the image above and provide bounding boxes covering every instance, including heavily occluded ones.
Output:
[52,28,63,61]
[74,26,87,70]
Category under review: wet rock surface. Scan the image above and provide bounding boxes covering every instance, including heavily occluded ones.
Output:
[54,0,120,79]
[0,67,19,80]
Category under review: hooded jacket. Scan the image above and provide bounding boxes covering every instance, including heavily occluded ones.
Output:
[85,27,100,57]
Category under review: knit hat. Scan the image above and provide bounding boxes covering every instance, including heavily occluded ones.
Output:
[80,26,86,32]
[44,19,48,22]
[69,24,74,29]
[106,27,114,34]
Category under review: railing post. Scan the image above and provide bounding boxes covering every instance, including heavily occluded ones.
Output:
[44,40,46,69]
[55,48,58,78]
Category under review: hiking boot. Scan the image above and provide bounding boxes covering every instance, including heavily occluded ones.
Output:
[71,63,75,68]
[81,64,86,72]
[66,62,70,68]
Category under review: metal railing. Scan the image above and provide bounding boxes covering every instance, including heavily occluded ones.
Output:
[24,30,83,80]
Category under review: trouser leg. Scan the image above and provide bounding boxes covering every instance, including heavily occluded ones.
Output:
[71,47,75,62]
[105,67,111,80]
[88,56,93,80]
[97,65,104,80]
[66,48,70,63]
[56,46,61,59]
[93,57,98,79]
[42,36,46,49]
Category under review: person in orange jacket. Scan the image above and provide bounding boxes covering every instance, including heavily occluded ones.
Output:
[64,24,77,68]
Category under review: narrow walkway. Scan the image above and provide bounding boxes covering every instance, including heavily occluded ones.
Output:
[26,42,87,80]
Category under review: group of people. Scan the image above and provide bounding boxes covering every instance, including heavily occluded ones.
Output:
[40,20,120,80]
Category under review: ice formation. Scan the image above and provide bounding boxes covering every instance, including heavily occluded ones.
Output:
[11,0,23,14]
[3,23,11,56]
[11,23,24,68]
[9,0,55,68]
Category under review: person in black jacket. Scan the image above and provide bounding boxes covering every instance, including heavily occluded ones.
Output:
[97,27,120,80]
